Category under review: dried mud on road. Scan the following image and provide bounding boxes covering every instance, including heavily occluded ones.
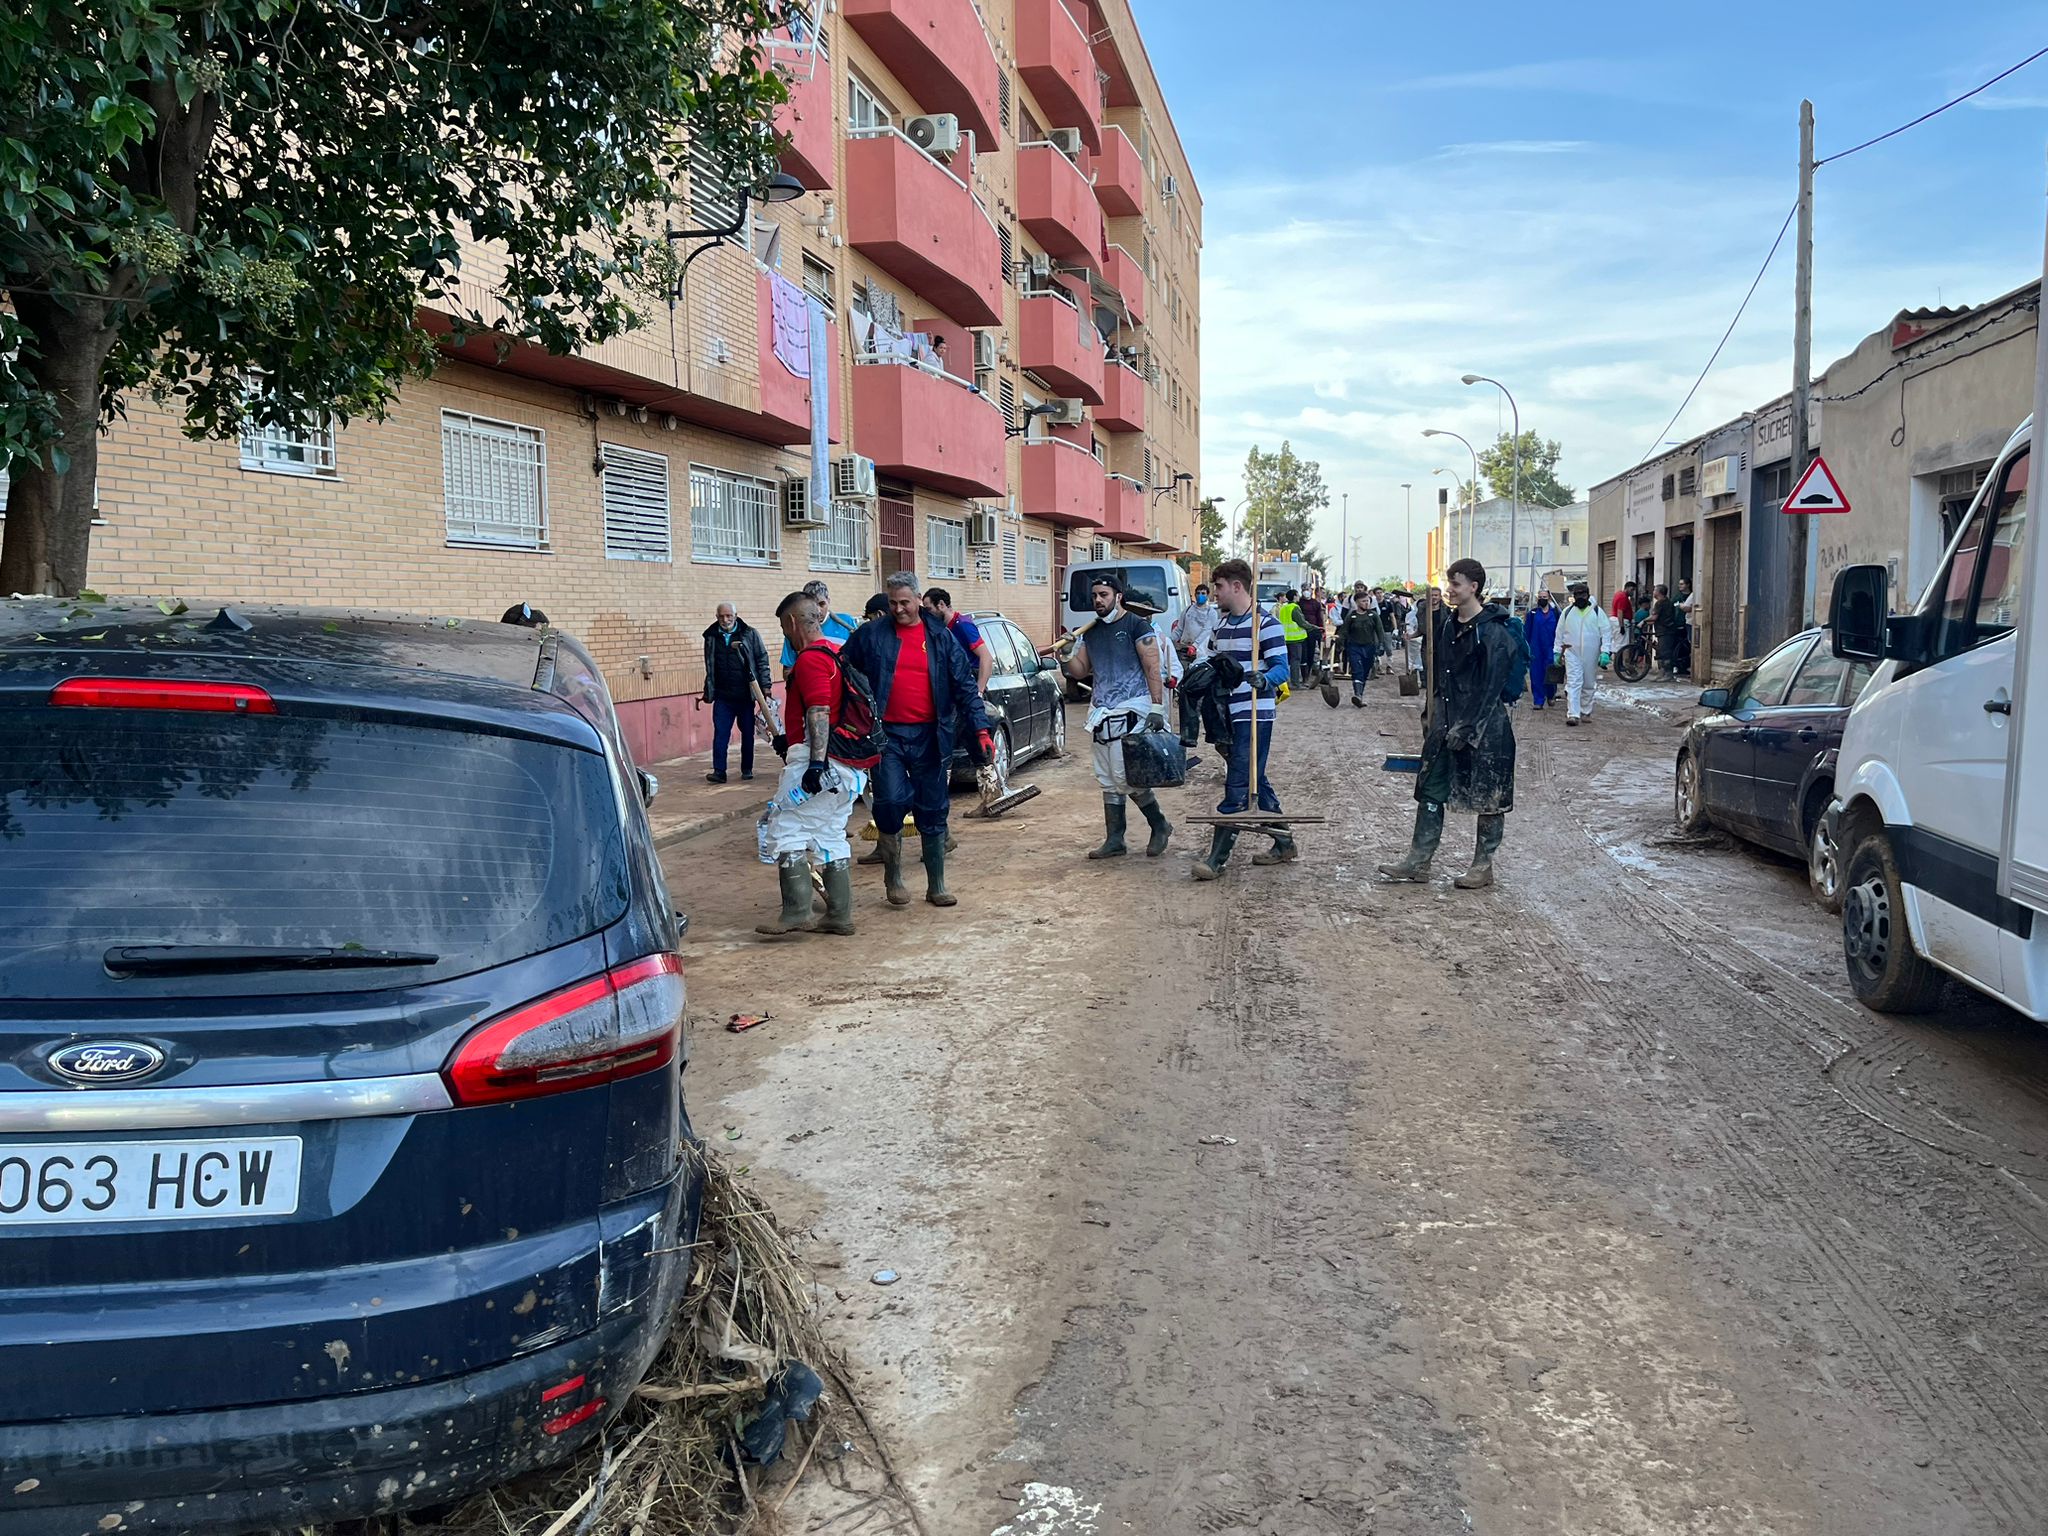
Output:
[664,682,2048,1536]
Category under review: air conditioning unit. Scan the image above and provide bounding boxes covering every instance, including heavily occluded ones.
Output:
[967,510,1001,547]
[1161,172,1179,198]
[1042,397,1086,426]
[1027,251,1055,282]
[783,477,829,529]
[832,453,878,501]
[905,113,963,159]
[973,330,999,371]
[1090,539,1114,561]
[1048,127,1084,158]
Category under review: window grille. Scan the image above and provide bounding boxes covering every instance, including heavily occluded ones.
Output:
[1002,528,1020,583]
[442,410,547,549]
[999,378,1018,433]
[1024,536,1050,585]
[998,72,1011,131]
[801,254,834,305]
[1678,465,1698,497]
[809,493,870,573]
[601,443,671,562]
[927,515,967,579]
[690,463,780,565]
[239,373,337,477]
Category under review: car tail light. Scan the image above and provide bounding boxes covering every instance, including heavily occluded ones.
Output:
[50,678,277,714]
[445,953,684,1106]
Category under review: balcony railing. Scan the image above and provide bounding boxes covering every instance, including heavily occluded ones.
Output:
[1096,357,1145,434]
[1094,125,1143,217]
[1102,472,1148,542]
[1017,290,1104,404]
[1017,141,1104,271]
[851,353,1006,498]
[844,0,1001,147]
[769,31,834,190]
[1016,0,1102,151]
[846,128,1005,327]
[1020,435,1104,529]
[1102,243,1143,325]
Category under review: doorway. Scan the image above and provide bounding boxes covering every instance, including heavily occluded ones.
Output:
[1710,515,1741,665]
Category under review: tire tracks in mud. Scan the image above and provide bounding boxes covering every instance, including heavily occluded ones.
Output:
[1517,712,2048,1531]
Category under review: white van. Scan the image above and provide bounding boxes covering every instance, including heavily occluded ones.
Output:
[1060,558,1190,638]
[1826,414,2045,1017]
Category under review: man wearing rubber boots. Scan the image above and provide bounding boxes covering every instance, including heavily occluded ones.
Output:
[756,592,863,938]
[841,573,993,908]
[1194,559,1294,881]
[1379,558,1518,889]
[1062,572,1173,860]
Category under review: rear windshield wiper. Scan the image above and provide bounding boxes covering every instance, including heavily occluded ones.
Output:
[104,945,441,977]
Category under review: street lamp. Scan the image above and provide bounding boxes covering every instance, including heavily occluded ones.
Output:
[1431,468,1458,585]
[667,171,807,294]
[1461,374,1520,603]
[1400,482,1413,585]
[1421,427,1480,562]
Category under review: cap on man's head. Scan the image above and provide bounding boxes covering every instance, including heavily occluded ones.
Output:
[1090,571,1125,595]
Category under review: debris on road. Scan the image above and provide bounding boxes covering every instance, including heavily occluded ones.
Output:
[727,1012,772,1033]
[871,1269,900,1286]
[1196,1134,1238,1146]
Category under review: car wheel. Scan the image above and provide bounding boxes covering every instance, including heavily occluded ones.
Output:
[1047,698,1068,757]
[1806,800,1844,914]
[1841,833,1946,1014]
[1674,749,1710,833]
[992,725,1013,784]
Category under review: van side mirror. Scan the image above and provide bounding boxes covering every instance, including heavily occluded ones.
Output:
[1829,564,1889,661]
[636,769,660,808]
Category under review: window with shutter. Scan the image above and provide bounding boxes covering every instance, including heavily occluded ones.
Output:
[601,444,671,562]
[1678,465,1698,497]
[1660,473,1676,501]
[801,254,834,305]
[687,137,744,241]
[442,410,547,550]
[999,378,1017,433]
[997,221,1013,279]
[1001,528,1020,583]
[998,72,1011,131]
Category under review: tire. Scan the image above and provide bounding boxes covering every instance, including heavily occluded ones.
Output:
[1615,642,1651,683]
[1841,833,1946,1013]
[1674,748,1710,833]
[991,725,1013,785]
[1805,793,1844,914]
[1047,698,1068,758]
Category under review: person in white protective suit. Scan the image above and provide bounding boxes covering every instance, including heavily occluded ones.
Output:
[1553,581,1612,726]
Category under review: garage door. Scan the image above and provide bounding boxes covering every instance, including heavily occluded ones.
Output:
[1710,515,1741,663]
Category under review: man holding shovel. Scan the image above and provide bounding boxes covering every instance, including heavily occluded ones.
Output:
[1193,559,1295,881]
[1378,558,1518,889]
[1063,572,1174,860]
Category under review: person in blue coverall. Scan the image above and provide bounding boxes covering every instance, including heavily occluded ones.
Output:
[1524,590,1560,711]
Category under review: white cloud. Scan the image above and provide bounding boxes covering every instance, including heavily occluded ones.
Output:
[1436,140,1593,158]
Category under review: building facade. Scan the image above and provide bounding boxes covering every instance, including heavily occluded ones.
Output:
[1,0,1203,765]
[1426,495,1587,597]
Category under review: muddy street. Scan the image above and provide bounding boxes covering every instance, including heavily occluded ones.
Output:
[664,684,2048,1536]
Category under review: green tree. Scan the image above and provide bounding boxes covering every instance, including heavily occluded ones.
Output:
[1,0,789,595]
[1195,494,1227,570]
[1240,441,1328,563]
[1477,431,1575,508]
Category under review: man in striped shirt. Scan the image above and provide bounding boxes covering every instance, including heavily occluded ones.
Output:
[1193,559,1296,880]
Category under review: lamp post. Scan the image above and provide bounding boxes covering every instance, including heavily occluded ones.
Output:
[1399,482,1413,585]
[666,171,807,293]
[1421,427,1480,563]
[1460,375,1520,604]
[1431,468,1459,586]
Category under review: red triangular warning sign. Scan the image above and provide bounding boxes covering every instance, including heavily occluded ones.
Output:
[1784,455,1850,514]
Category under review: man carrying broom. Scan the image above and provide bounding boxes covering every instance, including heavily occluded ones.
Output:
[1193,559,1295,881]
[1061,571,1174,861]
[1378,557,1518,889]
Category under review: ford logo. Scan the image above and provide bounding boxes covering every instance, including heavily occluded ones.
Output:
[46,1041,166,1086]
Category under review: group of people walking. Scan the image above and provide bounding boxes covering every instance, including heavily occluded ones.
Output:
[712,556,1683,935]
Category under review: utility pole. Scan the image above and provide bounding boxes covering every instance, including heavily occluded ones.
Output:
[1786,98,1816,638]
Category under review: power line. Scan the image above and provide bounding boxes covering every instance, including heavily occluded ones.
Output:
[1816,44,2048,166]
[1634,199,1798,466]
[1816,295,2040,404]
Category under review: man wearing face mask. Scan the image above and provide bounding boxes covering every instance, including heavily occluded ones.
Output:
[1064,572,1172,860]
[1524,589,1560,711]
[1553,580,1611,725]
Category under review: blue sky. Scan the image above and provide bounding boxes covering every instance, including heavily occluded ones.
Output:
[1135,0,2048,580]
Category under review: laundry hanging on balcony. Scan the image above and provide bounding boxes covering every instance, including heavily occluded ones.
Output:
[769,270,812,380]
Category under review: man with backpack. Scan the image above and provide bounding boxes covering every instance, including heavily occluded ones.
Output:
[756,591,875,938]
[841,573,993,908]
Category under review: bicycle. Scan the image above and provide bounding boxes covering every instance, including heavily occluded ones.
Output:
[1612,615,1655,683]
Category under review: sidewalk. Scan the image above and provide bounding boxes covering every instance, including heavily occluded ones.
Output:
[644,750,772,849]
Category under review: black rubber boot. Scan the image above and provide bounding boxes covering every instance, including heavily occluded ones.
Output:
[755,855,813,935]
[1252,830,1299,866]
[921,834,957,907]
[807,859,856,936]
[1379,802,1445,882]
[1192,825,1239,881]
[858,838,885,866]
[1457,813,1505,890]
[878,832,911,907]
[1134,792,1172,857]
[1088,797,1129,860]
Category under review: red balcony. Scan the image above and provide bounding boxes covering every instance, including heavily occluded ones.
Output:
[1017,143,1104,271]
[1096,358,1145,433]
[1102,474,1148,542]
[1018,294,1104,404]
[1095,125,1143,217]
[844,0,1001,148]
[1020,437,1104,529]
[1102,242,1143,325]
[770,32,834,190]
[1017,0,1101,151]
[846,131,1005,327]
[852,359,1006,498]
[757,271,844,445]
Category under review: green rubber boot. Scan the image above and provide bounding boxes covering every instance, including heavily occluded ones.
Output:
[1378,802,1445,882]
[807,858,856,936]
[755,855,813,935]
[1135,792,1173,858]
[921,834,957,907]
[1088,797,1129,860]
[1252,830,1298,866]
[1192,825,1239,881]
[878,833,912,907]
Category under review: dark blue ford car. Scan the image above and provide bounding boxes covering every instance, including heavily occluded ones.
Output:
[0,603,700,1534]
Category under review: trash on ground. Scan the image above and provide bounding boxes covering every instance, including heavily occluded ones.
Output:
[738,1360,826,1466]
[871,1269,899,1286]
[1197,1135,1238,1146]
[727,1012,772,1033]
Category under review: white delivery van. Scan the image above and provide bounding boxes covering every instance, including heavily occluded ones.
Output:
[1060,557,1190,638]
[1826,413,2046,1016]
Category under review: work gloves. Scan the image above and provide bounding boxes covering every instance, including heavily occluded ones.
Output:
[972,729,994,765]
[1145,706,1167,733]
[772,732,790,760]
[801,761,825,796]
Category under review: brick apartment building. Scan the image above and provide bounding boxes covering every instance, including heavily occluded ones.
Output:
[4,0,1203,764]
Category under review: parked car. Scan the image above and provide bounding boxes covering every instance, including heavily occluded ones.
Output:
[1674,626,1874,911]
[950,610,1067,786]
[0,602,698,1534]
